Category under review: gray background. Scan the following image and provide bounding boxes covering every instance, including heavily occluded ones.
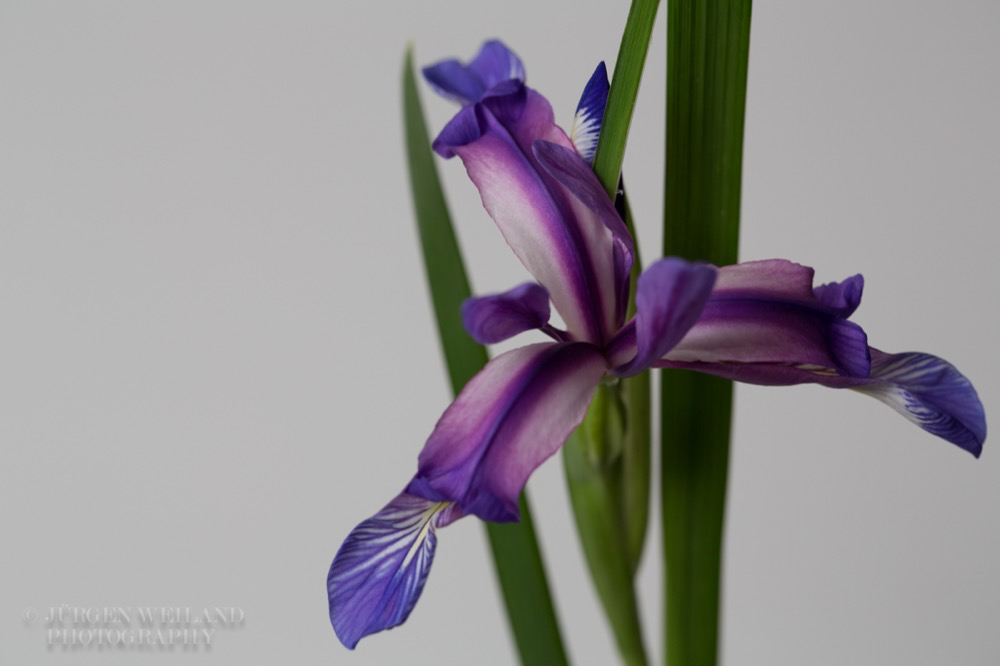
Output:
[2,1,997,664]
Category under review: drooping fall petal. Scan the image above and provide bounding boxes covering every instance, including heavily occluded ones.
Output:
[406,342,608,521]
[648,260,984,455]
[328,493,462,648]
[856,350,985,456]
[662,259,872,377]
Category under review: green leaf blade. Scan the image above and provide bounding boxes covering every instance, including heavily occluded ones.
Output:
[403,48,486,391]
[660,2,752,665]
[593,0,662,197]
[402,48,569,666]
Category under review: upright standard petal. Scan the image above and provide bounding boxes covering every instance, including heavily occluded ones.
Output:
[434,87,628,343]
[462,282,553,344]
[328,493,460,648]
[407,342,608,522]
[570,62,610,163]
[423,39,525,106]
[609,258,718,375]
[532,139,635,331]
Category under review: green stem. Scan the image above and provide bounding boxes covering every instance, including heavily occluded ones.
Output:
[563,385,649,666]
[621,369,651,573]
[589,0,661,575]
[564,0,661,654]
[403,48,568,666]
[563,0,661,654]
[661,1,751,665]
[619,193,651,573]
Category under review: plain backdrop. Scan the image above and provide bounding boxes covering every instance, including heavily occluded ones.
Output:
[1,1,997,664]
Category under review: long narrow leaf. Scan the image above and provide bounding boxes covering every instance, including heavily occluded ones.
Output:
[593,0,662,196]
[661,2,752,666]
[403,47,569,666]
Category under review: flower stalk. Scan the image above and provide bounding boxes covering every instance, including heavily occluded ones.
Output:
[584,0,663,580]
[562,0,661,654]
[618,194,652,573]
[563,383,649,666]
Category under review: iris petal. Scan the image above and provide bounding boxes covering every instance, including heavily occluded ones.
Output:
[856,350,986,457]
[658,349,984,455]
[407,342,608,522]
[327,493,456,648]
[650,259,984,454]
[611,258,718,376]
[434,88,624,343]
[569,62,609,163]
[467,40,525,91]
[423,60,487,106]
[423,39,524,106]
[462,282,552,344]
[814,274,864,317]
[532,139,635,333]
[664,260,870,376]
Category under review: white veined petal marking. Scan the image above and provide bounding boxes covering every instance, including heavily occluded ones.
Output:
[570,111,602,162]
[401,501,448,568]
[328,495,456,648]
[569,62,609,164]
[850,351,985,453]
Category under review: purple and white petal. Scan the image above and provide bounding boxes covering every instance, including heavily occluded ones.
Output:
[532,139,635,333]
[611,258,717,376]
[658,349,985,456]
[462,282,552,344]
[423,39,524,106]
[569,62,609,163]
[855,350,986,457]
[328,493,455,648]
[710,258,817,299]
[434,91,620,343]
[407,342,608,522]
[663,260,871,377]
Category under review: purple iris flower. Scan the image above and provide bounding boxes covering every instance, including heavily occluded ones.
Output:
[327,40,986,649]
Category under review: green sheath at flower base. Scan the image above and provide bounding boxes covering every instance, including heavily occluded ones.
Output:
[618,192,652,574]
[563,384,649,666]
[402,48,569,666]
[563,0,661,657]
